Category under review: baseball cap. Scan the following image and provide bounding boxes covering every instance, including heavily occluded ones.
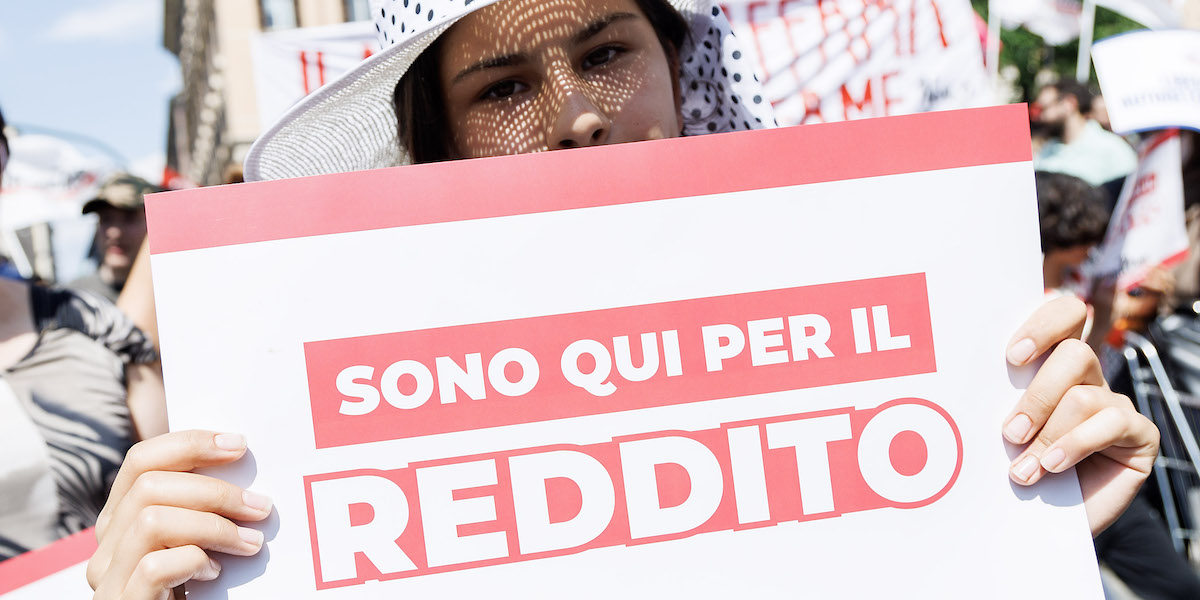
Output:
[81,173,161,214]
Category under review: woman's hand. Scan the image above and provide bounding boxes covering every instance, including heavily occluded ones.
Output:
[1004,296,1159,535]
[87,430,271,600]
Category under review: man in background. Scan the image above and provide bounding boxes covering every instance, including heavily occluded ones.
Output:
[1034,78,1138,189]
[70,174,159,302]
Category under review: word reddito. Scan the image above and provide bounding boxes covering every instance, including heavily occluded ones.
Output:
[305,399,962,588]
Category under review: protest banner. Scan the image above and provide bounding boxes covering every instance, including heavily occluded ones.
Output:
[991,0,1083,45]
[719,0,994,126]
[1085,130,1188,291]
[1092,29,1200,135]
[249,2,992,131]
[0,529,96,599]
[147,105,1102,598]
[250,21,376,129]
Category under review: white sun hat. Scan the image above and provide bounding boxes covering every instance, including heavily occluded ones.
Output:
[244,0,776,182]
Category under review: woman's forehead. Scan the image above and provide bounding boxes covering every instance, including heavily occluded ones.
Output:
[444,0,648,56]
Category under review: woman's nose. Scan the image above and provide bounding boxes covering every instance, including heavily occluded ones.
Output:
[546,71,610,150]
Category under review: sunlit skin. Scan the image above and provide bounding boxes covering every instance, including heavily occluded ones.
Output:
[438,0,682,159]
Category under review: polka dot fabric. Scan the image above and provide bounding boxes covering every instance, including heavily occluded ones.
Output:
[246,0,777,181]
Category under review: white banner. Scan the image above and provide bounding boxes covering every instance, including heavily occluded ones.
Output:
[1093,29,1200,135]
[1096,0,1183,29]
[0,133,116,281]
[720,0,994,127]
[1086,130,1188,291]
[250,21,376,129]
[991,0,1083,45]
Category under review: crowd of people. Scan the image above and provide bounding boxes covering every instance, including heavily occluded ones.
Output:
[0,0,1196,598]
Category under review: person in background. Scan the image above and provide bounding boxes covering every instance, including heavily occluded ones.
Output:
[1034,79,1138,188]
[1037,171,1110,296]
[1090,94,1113,132]
[0,104,166,563]
[70,174,159,303]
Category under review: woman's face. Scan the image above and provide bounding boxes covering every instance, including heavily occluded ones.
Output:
[438,0,682,159]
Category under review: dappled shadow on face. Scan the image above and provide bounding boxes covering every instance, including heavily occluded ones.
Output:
[436,0,681,160]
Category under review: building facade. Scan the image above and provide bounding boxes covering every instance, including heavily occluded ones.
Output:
[164,0,370,186]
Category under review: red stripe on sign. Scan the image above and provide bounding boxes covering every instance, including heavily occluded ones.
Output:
[300,51,311,95]
[146,105,1032,255]
[303,273,935,448]
[0,528,97,595]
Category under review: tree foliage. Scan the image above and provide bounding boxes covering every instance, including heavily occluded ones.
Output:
[970,1,1144,101]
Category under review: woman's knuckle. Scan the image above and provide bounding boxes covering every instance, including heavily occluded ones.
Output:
[1023,389,1058,414]
[1057,338,1095,366]
[138,553,169,585]
[135,505,170,537]
[128,471,166,505]
[124,439,154,471]
[85,556,105,589]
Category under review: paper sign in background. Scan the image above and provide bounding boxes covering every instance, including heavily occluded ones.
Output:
[147,106,1102,598]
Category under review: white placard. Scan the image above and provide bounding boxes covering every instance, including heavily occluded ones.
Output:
[1093,29,1200,135]
[147,106,1101,598]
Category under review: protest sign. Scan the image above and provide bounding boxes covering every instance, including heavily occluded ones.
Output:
[992,0,1083,45]
[1085,130,1188,291]
[0,529,96,599]
[1093,30,1200,135]
[719,0,994,126]
[147,105,1102,598]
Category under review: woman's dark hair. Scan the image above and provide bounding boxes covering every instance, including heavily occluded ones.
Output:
[1035,171,1111,253]
[0,104,8,162]
[394,0,689,164]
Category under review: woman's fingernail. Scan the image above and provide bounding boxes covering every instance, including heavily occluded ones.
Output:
[1007,338,1037,365]
[238,526,264,547]
[214,433,246,451]
[1003,413,1033,444]
[209,558,222,574]
[1012,455,1040,482]
[1041,447,1068,473]
[243,490,273,512]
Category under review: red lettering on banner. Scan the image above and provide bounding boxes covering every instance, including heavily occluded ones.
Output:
[300,51,311,95]
[928,0,950,48]
[881,70,901,115]
[842,78,875,119]
[304,399,963,589]
[304,274,936,448]
[800,90,825,124]
[317,51,326,87]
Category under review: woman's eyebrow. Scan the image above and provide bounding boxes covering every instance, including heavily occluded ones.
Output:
[452,54,530,84]
[450,12,639,85]
[573,12,639,45]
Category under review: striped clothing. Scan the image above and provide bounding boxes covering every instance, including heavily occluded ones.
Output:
[0,285,155,561]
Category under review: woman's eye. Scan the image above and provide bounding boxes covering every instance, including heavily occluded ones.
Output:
[582,46,622,70]
[481,80,527,100]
